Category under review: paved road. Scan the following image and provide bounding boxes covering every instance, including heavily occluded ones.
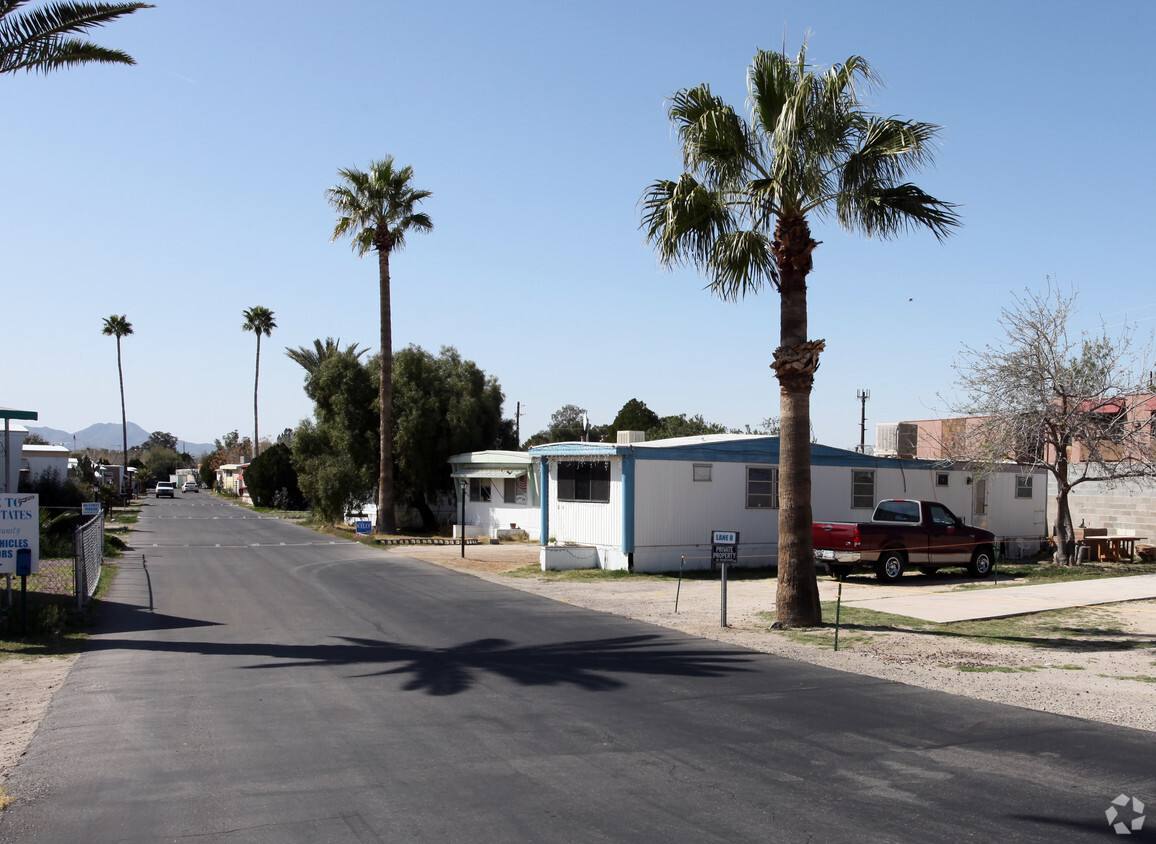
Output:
[1,494,1153,842]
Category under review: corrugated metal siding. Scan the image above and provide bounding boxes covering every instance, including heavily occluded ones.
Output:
[547,457,622,546]
[634,460,777,547]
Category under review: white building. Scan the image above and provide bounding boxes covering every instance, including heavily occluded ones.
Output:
[448,450,541,541]
[21,443,71,485]
[530,434,1046,573]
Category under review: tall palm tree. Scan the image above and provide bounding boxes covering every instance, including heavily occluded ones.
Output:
[101,314,133,493]
[285,337,365,377]
[1,1,153,75]
[242,306,276,460]
[327,157,432,534]
[642,43,960,627]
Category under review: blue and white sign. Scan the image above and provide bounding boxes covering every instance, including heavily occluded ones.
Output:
[0,494,39,575]
[82,502,102,516]
[354,520,372,535]
[711,529,739,567]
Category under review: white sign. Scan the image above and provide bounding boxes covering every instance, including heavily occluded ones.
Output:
[712,531,737,545]
[0,494,39,575]
[82,502,102,516]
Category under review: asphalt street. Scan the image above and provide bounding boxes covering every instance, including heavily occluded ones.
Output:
[1,493,1153,842]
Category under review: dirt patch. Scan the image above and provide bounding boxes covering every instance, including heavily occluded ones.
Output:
[0,655,78,786]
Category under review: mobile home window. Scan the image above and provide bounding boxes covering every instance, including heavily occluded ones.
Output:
[469,478,491,503]
[557,460,611,503]
[503,477,517,502]
[693,463,712,482]
[746,466,779,509]
[936,473,949,487]
[852,470,875,509]
[1015,475,1033,499]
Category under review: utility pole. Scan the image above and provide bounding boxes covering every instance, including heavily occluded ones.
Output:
[516,401,521,447]
[857,389,870,453]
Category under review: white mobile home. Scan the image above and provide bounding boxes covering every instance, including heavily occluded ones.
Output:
[448,450,541,541]
[530,435,1046,573]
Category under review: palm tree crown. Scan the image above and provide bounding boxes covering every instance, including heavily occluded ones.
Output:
[327,156,432,534]
[101,313,132,493]
[642,42,959,627]
[327,157,433,257]
[1,1,153,75]
[285,337,366,377]
[242,306,276,459]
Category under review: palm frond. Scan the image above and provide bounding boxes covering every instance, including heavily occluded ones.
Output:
[707,229,777,299]
[668,84,750,185]
[0,1,152,74]
[640,175,733,270]
[837,181,961,241]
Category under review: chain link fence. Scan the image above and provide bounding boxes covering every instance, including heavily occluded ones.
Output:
[74,513,104,609]
[1,510,104,630]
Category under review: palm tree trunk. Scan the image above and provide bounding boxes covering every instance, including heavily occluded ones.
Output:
[253,334,261,460]
[117,337,128,497]
[772,214,822,627]
[376,244,396,534]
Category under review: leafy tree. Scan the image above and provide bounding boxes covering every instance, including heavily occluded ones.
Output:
[213,429,251,464]
[392,345,514,528]
[605,398,661,442]
[23,431,48,445]
[523,404,600,448]
[101,313,132,492]
[947,282,1156,565]
[285,337,366,377]
[243,442,304,510]
[648,413,731,440]
[641,42,960,627]
[140,446,178,485]
[327,156,433,534]
[144,431,177,451]
[242,305,276,459]
[198,455,216,490]
[0,0,152,75]
[292,349,379,524]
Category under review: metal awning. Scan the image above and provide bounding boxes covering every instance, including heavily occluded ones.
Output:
[451,469,526,479]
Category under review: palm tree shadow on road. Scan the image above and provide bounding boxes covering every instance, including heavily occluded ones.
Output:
[86,633,754,696]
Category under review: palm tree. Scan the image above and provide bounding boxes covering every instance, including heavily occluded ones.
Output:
[1,1,153,75]
[327,157,433,534]
[101,314,133,494]
[642,43,960,627]
[285,337,365,377]
[242,306,276,460]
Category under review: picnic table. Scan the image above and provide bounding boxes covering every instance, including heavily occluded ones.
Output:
[1074,527,1146,561]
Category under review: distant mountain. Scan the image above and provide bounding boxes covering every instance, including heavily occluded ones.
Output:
[27,423,215,457]
[26,426,72,445]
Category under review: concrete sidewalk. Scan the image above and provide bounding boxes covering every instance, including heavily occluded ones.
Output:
[835,573,1156,623]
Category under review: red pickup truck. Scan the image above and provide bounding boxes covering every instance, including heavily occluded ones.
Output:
[813,499,996,583]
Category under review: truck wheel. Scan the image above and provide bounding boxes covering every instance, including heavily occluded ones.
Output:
[968,547,995,578]
[876,550,905,583]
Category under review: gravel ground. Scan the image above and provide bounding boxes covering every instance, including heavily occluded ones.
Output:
[3,543,1154,787]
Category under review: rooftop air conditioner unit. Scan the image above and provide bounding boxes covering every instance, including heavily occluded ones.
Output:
[876,422,918,458]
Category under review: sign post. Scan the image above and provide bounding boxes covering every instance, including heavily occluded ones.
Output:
[711,530,739,627]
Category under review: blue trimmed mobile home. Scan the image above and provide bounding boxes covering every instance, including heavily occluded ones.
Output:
[529,434,1045,573]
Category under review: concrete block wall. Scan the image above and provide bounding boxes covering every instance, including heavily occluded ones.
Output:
[1046,475,1156,543]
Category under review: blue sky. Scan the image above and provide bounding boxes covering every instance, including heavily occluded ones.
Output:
[5,0,1155,450]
